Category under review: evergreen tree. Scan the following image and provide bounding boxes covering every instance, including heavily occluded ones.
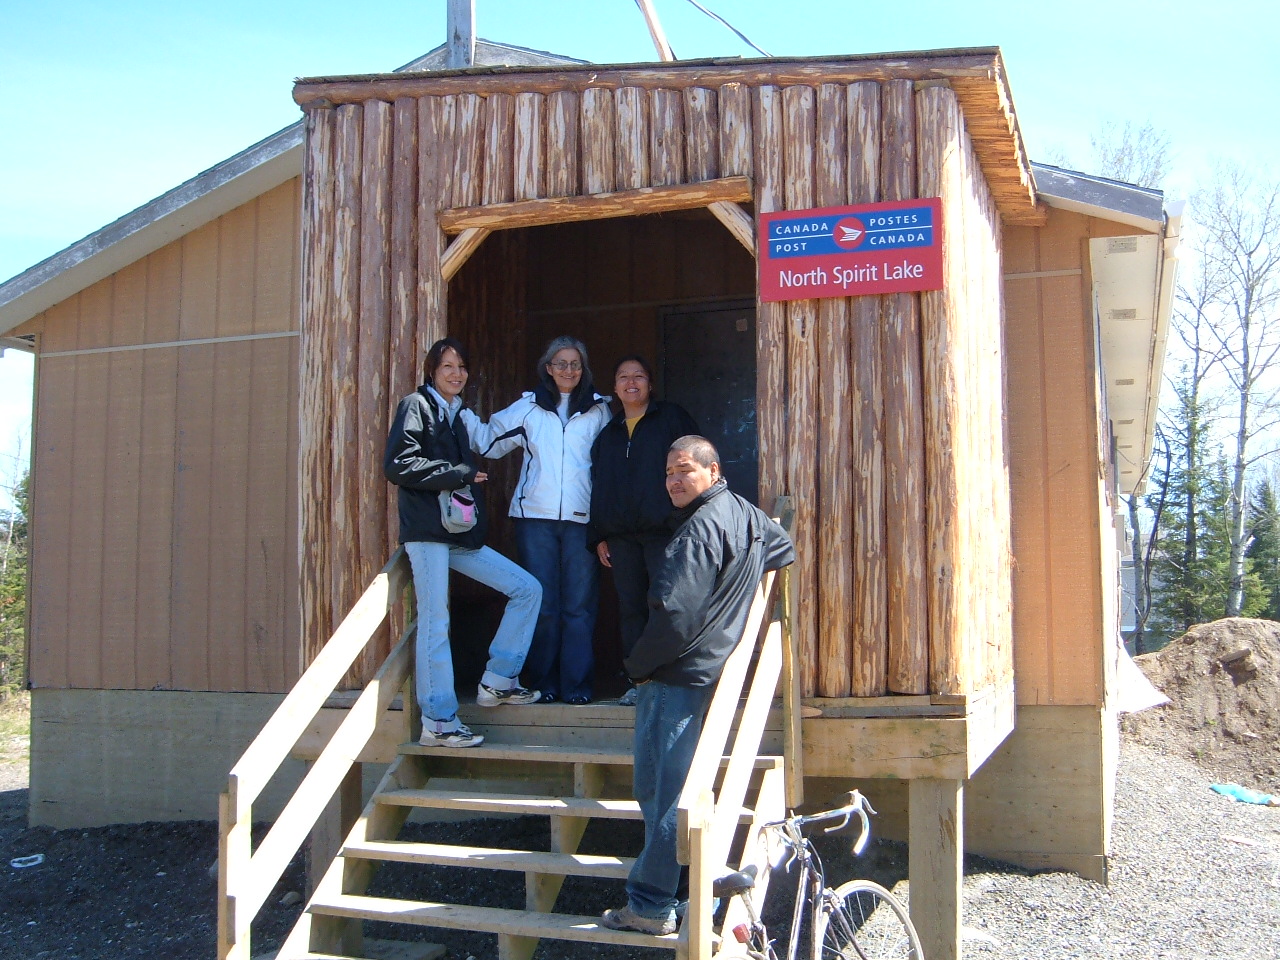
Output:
[0,471,27,694]
[1247,477,1280,620]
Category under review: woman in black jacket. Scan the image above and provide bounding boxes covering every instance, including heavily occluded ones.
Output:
[588,356,698,703]
[384,338,542,748]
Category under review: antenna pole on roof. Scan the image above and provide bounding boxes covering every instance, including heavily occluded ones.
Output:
[633,0,676,61]
[446,0,476,69]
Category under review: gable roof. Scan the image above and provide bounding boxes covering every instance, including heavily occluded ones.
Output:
[0,40,583,339]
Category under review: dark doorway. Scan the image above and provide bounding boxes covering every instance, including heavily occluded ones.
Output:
[662,301,759,504]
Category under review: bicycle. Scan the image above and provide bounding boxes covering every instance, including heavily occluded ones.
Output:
[712,790,924,960]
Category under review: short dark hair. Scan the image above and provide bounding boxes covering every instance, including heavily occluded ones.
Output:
[424,337,469,385]
[613,354,655,384]
[669,435,719,468]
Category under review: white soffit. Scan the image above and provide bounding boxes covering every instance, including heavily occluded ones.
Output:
[1091,226,1178,496]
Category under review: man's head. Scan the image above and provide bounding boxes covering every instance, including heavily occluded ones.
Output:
[665,435,722,508]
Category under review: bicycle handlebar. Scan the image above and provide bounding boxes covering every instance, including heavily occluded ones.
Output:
[764,791,877,856]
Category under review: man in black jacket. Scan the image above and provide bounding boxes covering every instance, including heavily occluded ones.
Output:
[602,436,794,936]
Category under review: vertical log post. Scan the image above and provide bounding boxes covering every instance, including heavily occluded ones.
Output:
[358,100,392,680]
[614,86,650,190]
[300,107,337,667]
[388,97,419,572]
[330,104,363,672]
[848,80,888,696]
[650,88,685,186]
[683,87,720,181]
[917,85,966,695]
[545,90,580,198]
[882,80,930,694]
[752,85,787,548]
[781,85,819,696]
[814,83,854,698]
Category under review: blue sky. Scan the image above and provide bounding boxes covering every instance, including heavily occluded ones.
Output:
[1,0,1276,508]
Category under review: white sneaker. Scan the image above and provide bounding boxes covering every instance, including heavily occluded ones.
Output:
[476,682,540,706]
[619,686,639,706]
[419,724,484,748]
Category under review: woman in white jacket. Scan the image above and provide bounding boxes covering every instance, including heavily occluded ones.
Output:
[463,335,611,704]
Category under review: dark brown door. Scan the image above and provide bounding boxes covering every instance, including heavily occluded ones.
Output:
[661,301,759,505]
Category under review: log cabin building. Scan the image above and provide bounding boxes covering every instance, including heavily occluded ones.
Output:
[0,40,1180,959]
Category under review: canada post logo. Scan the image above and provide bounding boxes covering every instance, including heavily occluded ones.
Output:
[758,198,944,302]
[765,205,936,259]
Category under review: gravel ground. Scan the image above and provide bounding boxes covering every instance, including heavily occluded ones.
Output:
[2,738,1278,959]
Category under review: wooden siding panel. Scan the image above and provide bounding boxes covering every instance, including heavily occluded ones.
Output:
[134,345,177,690]
[179,220,220,341]
[253,181,300,335]
[65,353,109,688]
[216,201,258,338]
[210,339,252,691]
[243,336,297,692]
[99,348,144,689]
[28,353,76,686]
[144,242,183,344]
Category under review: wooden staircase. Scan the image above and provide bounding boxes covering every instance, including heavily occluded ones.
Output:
[278,730,785,959]
[218,500,799,960]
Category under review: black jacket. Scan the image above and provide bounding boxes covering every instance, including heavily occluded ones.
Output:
[623,481,795,686]
[384,386,486,548]
[587,401,699,547]
[588,399,701,547]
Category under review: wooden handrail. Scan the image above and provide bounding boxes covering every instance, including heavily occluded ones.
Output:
[218,547,412,960]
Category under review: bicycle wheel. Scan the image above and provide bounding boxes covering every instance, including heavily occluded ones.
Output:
[815,880,924,960]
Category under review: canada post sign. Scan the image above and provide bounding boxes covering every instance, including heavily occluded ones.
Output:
[758,198,943,302]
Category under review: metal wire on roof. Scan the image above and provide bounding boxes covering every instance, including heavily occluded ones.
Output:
[684,0,773,57]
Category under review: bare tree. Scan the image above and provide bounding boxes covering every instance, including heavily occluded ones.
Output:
[1089,119,1172,189]
[1197,164,1280,616]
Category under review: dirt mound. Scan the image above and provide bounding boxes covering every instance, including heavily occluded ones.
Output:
[1122,618,1280,792]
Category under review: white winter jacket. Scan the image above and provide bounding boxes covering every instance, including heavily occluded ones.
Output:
[462,385,611,523]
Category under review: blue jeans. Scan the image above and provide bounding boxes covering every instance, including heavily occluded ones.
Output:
[627,681,714,920]
[405,541,541,733]
[514,518,599,701]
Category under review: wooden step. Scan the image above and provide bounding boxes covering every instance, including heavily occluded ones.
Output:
[310,893,680,948]
[401,741,636,764]
[402,740,785,771]
[341,839,633,879]
[372,786,759,825]
[373,787,646,819]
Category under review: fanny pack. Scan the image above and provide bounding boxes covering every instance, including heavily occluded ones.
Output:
[439,485,478,533]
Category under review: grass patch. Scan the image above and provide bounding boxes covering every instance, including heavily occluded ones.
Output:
[0,690,31,765]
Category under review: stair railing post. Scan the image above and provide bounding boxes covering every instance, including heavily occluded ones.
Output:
[683,788,716,960]
[217,779,251,959]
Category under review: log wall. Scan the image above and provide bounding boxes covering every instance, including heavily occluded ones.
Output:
[298,68,1014,699]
